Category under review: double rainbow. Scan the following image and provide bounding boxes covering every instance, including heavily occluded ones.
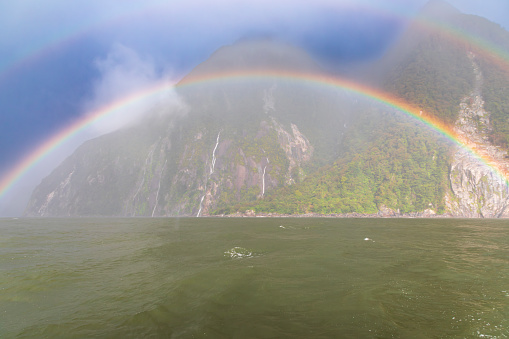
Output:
[3,3,509,83]
[2,2,509,202]
[0,70,507,200]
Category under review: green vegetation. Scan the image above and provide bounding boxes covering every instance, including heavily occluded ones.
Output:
[454,11,509,150]
[235,113,450,215]
[384,32,474,125]
[480,59,509,148]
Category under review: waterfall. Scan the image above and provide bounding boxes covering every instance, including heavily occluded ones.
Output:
[197,131,221,216]
[197,195,205,217]
[132,147,156,216]
[210,131,221,174]
[262,157,269,197]
[151,159,167,217]
[263,83,276,114]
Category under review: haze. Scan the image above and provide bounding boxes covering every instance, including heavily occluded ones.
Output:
[0,0,508,216]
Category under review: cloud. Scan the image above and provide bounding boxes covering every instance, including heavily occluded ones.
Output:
[0,43,186,216]
[82,43,185,136]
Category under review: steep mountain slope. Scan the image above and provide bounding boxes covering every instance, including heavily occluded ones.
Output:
[372,0,509,217]
[445,53,509,217]
[233,1,509,217]
[369,1,474,125]
[25,41,361,216]
[373,0,509,138]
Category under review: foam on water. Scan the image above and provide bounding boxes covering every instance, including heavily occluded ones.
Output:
[224,246,254,259]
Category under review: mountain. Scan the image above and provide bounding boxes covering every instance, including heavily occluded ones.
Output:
[372,0,509,217]
[24,2,509,217]
[25,40,366,216]
[252,0,509,218]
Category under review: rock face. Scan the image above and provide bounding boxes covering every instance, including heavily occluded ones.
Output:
[446,53,509,217]
[24,105,317,218]
[271,118,313,185]
[159,116,314,217]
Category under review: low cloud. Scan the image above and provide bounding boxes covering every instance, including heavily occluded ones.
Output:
[0,44,186,216]
[82,43,185,136]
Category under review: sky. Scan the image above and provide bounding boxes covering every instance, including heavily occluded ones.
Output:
[0,0,508,216]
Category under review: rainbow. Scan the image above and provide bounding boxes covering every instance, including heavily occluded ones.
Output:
[4,2,509,84]
[1,70,508,201]
[0,2,155,83]
[414,17,509,75]
[0,80,173,198]
[0,2,403,82]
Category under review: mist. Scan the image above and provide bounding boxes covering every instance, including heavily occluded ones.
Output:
[1,0,508,216]
[82,43,185,136]
[0,43,185,216]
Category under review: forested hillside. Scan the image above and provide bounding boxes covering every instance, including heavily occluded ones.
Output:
[227,112,450,215]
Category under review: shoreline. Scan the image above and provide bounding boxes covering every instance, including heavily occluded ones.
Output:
[214,211,455,218]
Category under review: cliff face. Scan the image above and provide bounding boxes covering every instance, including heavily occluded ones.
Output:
[24,108,316,218]
[164,118,313,217]
[446,53,509,217]
[24,41,344,217]
[24,123,169,216]
[24,95,319,217]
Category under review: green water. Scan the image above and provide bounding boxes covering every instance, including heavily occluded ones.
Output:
[1,218,508,338]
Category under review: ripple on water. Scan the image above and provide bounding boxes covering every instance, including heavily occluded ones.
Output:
[224,247,255,259]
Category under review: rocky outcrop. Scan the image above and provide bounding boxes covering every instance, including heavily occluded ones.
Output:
[447,155,509,217]
[32,168,75,217]
[446,53,509,217]
[270,118,313,185]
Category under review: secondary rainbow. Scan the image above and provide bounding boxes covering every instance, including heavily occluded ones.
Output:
[1,70,507,201]
[3,3,509,83]
[414,17,509,75]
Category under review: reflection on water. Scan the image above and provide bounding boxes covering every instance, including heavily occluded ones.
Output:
[0,218,508,337]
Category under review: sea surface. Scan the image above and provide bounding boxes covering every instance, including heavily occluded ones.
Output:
[1,218,508,338]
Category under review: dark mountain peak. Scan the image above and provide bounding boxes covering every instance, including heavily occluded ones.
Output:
[420,0,461,15]
[418,0,461,21]
[418,0,509,51]
[179,39,320,84]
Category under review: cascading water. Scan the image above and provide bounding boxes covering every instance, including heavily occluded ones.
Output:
[210,132,221,175]
[152,159,167,217]
[197,195,205,217]
[197,131,221,217]
[131,147,156,216]
[262,157,269,197]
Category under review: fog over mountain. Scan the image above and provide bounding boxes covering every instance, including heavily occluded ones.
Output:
[24,1,509,217]
[2,0,509,216]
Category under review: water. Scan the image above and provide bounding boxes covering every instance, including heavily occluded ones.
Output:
[1,218,508,338]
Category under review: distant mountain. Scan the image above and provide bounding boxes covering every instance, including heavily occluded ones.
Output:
[25,1,509,217]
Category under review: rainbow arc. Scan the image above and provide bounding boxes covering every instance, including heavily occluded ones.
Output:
[1,70,507,199]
